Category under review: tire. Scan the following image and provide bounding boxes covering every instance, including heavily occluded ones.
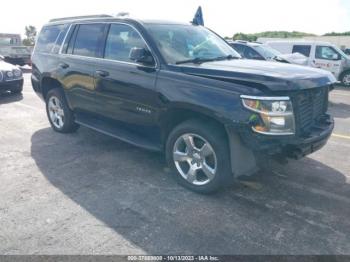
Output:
[166,119,233,194]
[45,88,79,133]
[340,71,350,87]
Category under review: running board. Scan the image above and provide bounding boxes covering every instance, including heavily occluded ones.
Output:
[75,113,162,152]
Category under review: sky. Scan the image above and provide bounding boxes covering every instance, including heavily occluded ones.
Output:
[1,0,349,38]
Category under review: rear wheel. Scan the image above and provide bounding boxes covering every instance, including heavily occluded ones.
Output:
[340,71,350,87]
[46,88,79,133]
[166,119,233,194]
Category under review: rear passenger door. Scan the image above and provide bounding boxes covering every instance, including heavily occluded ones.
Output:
[60,23,107,113]
[94,23,159,126]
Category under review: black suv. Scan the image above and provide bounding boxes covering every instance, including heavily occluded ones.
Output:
[31,15,336,193]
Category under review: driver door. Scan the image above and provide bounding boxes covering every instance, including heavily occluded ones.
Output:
[314,45,342,77]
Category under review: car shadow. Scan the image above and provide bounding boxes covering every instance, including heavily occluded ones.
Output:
[30,127,350,254]
[0,92,23,104]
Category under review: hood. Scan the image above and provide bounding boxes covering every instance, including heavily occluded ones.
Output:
[277,52,308,66]
[0,60,19,71]
[179,59,337,91]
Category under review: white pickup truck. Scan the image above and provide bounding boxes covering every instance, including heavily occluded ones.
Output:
[266,41,350,86]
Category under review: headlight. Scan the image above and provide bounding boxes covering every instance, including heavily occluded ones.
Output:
[13,69,22,78]
[241,95,295,135]
[6,71,13,78]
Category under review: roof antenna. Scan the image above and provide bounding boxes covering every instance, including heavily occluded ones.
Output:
[116,12,130,18]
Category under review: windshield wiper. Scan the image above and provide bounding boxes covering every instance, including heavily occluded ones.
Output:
[175,55,239,65]
[212,54,239,61]
[175,57,214,65]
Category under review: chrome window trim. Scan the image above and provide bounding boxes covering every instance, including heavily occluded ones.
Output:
[58,21,159,69]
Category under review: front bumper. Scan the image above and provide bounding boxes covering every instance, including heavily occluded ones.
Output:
[239,114,334,159]
[0,78,24,92]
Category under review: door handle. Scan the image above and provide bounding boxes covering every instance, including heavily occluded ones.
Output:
[96,70,109,77]
[59,62,69,69]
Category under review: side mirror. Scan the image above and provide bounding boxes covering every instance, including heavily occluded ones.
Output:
[332,53,341,60]
[129,47,155,65]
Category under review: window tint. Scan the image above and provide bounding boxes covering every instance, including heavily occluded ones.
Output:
[73,24,106,57]
[315,46,340,60]
[36,25,67,53]
[51,25,69,54]
[292,45,311,57]
[104,24,147,62]
[232,44,246,57]
[244,46,264,60]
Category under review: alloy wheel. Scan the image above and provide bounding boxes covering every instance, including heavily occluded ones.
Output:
[173,133,217,186]
[48,96,65,129]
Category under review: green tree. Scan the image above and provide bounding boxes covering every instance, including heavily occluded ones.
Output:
[229,31,316,41]
[23,25,37,46]
[232,33,257,42]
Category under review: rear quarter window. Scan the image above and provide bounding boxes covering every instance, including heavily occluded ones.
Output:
[292,45,311,57]
[35,24,68,53]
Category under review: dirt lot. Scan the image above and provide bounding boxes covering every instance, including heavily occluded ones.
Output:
[0,74,349,255]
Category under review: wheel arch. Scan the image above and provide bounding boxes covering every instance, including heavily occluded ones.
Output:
[40,76,64,100]
[159,103,230,146]
[339,69,350,83]
[159,103,258,178]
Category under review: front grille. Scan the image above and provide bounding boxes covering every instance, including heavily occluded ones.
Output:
[293,86,329,136]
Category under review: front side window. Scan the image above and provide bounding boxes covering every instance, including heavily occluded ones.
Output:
[254,45,281,60]
[146,24,240,64]
[232,44,246,57]
[72,24,106,57]
[292,45,311,57]
[104,24,147,62]
[244,46,264,60]
[315,46,340,60]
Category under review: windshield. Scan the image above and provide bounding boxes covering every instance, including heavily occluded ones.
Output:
[254,45,281,59]
[146,24,240,64]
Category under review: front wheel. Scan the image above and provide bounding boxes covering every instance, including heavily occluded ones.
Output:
[340,71,350,87]
[46,88,79,133]
[166,119,233,194]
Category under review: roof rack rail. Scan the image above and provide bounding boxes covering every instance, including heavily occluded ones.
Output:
[49,14,113,23]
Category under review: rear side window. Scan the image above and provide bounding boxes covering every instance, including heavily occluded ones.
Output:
[292,45,311,57]
[36,24,68,53]
[72,24,106,57]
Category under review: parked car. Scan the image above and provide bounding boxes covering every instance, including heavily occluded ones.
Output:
[344,48,350,56]
[0,55,23,94]
[228,40,308,65]
[265,40,350,86]
[0,33,31,66]
[31,15,336,193]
